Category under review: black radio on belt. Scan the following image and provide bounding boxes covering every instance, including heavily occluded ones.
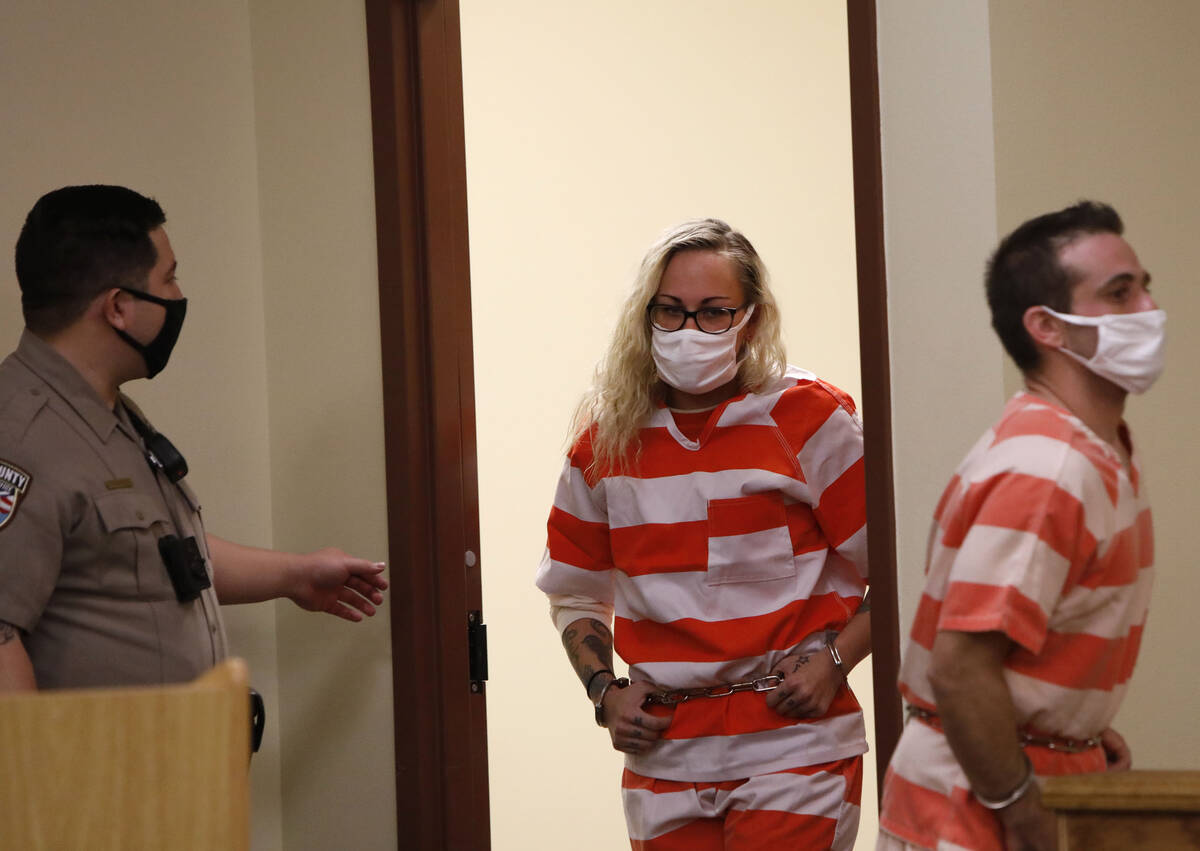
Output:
[159,534,211,602]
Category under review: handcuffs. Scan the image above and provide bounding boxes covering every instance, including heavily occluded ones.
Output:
[595,632,846,724]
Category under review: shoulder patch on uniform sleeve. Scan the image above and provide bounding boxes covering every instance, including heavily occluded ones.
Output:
[0,460,32,530]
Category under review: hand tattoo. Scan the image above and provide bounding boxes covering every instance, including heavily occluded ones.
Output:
[790,654,810,673]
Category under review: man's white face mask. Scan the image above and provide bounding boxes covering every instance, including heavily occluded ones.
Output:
[1041,306,1166,394]
[651,305,755,395]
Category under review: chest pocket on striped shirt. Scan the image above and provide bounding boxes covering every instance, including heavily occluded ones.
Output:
[705,491,796,585]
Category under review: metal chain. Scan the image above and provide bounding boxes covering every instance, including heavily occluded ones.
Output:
[644,674,785,707]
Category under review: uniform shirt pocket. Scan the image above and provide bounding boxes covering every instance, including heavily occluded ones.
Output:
[93,490,173,596]
[705,491,796,586]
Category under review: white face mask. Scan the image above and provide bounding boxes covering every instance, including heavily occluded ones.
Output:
[651,305,755,395]
[1041,306,1166,394]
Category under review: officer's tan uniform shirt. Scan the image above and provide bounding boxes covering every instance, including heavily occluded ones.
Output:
[0,331,227,688]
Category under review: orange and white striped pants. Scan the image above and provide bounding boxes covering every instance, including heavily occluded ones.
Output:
[621,756,863,850]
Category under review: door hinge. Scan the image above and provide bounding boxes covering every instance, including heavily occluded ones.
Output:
[468,610,487,693]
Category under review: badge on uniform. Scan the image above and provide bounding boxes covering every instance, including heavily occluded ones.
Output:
[0,460,31,531]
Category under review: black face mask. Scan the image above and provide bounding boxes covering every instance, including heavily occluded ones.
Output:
[114,287,188,379]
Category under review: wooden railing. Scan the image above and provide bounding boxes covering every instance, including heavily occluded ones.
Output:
[0,659,250,850]
[1043,770,1200,850]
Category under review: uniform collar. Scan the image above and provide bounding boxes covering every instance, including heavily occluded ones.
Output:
[14,330,122,442]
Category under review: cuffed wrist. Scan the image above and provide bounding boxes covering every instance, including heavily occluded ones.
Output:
[825,630,847,679]
[594,676,629,727]
[975,753,1036,810]
[585,669,614,702]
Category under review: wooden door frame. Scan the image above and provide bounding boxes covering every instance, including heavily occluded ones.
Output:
[364,0,900,845]
[847,0,903,793]
[365,1,488,848]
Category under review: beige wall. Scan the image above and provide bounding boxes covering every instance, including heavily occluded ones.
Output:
[0,2,392,849]
[460,2,874,847]
[989,0,1200,770]
[246,2,395,848]
[876,0,1006,633]
[877,0,1200,790]
[0,3,283,847]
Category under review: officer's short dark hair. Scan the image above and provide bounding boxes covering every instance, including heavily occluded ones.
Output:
[985,200,1124,373]
[15,185,166,335]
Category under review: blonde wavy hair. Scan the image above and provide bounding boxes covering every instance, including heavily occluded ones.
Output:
[572,218,787,473]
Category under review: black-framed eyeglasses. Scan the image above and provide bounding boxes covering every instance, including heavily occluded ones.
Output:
[647,303,749,334]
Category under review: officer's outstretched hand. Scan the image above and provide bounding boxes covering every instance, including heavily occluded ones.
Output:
[287,547,388,622]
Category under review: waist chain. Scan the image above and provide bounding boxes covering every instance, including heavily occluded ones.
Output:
[906,704,1102,754]
[643,674,785,707]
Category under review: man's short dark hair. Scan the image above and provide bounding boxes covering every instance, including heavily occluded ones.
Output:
[15,185,166,335]
[985,200,1124,372]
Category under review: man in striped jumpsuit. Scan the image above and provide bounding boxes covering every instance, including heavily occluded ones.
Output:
[878,201,1164,851]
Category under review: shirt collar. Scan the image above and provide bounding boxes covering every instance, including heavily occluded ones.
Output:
[14,330,122,442]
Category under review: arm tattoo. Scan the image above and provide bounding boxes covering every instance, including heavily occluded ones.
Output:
[583,618,614,674]
[561,626,580,670]
[562,618,615,690]
[0,621,20,645]
[582,635,613,671]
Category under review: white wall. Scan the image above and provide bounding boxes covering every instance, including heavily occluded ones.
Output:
[460,2,873,847]
[989,0,1200,771]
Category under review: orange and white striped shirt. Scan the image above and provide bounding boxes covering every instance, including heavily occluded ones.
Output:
[536,366,869,782]
[880,392,1154,850]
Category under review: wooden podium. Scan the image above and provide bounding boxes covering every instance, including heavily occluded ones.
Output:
[1043,770,1200,850]
[0,659,250,850]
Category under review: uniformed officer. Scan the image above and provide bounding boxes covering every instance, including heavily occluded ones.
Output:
[0,184,388,690]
